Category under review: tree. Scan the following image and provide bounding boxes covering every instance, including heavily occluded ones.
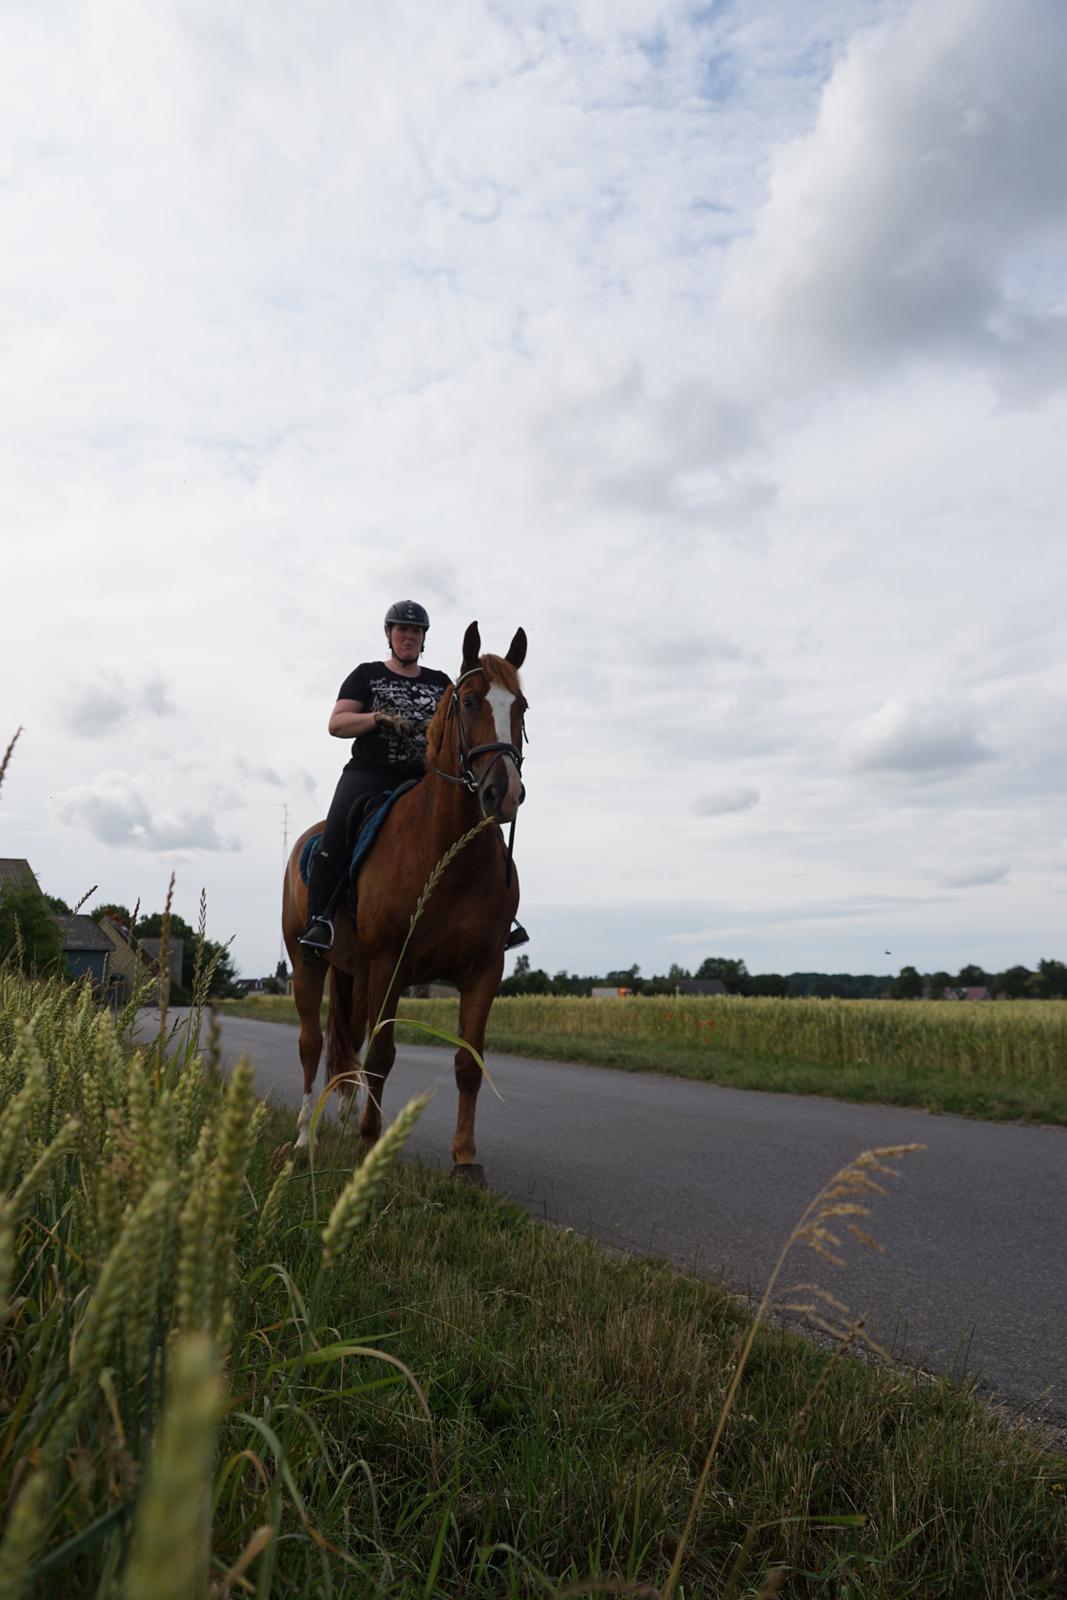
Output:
[667,963,691,981]
[994,965,1032,1000]
[0,886,64,975]
[275,959,289,983]
[750,973,788,997]
[890,965,923,1000]
[44,893,72,916]
[957,964,988,988]
[695,957,749,994]
[1034,958,1067,999]
[926,971,953,1000]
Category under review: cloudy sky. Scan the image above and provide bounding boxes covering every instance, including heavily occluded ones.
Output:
[2,0,1065,982]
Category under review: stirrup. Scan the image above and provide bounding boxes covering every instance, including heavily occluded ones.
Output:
[505,921,529,950]
[299,917,334,957]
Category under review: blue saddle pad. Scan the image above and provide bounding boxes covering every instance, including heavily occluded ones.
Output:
[299,779,420,889]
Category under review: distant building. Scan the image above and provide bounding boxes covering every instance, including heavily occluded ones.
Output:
[139,938,184,992]
[943,985,991,1002]
[673,979,727,998]
[97,915,161,1007]
[0,858,41,897]
[591,986,633,999]
[57,914,113,992]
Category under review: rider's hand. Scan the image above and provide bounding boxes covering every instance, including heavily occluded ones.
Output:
[375,712,417,737]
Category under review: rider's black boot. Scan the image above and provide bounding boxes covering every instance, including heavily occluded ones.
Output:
[505,921,529,950]
[299,847,342,959]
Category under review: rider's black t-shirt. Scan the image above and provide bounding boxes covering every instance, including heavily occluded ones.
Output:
[337,661,451,778]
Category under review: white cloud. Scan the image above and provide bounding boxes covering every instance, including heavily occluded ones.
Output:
[51,772,239,853]
[843,695,994,774]
[725,0,1067,396]
[68,673,176,739]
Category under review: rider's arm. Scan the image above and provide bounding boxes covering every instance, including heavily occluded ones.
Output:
[328,699,382,739]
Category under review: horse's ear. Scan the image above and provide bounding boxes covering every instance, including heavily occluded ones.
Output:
[506,628,527,670]
[461,621,481,673]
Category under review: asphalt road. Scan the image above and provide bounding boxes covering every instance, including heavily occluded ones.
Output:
[157,1009,1067,1430]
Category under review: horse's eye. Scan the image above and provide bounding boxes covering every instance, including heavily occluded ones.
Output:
[462,696,476,711]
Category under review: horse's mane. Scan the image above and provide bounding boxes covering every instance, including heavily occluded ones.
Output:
[424,654,522,769]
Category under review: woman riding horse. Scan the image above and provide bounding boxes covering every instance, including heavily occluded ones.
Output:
[283,619,530,1178]
[300,599,451,955]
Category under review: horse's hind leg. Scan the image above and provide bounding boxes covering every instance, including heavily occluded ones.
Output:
[292,957,328,1149]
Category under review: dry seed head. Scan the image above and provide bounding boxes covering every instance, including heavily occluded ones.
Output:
[407,817,494,932]
[0,1465,48,1598]
[322,1094,428,1269]
[0,727,23,798]
[122,1332,223,1600]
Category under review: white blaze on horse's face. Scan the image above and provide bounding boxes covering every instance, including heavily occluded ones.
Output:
[480,682,523,821]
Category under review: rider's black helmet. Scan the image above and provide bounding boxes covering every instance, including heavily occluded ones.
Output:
[384,599,430,632]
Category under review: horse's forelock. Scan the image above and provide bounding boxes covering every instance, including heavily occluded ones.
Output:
[479,653,522,695]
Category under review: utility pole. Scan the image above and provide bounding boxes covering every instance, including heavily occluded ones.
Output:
[278,803,289,969]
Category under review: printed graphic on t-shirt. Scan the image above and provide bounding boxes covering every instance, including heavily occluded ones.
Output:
[337,663,450,773]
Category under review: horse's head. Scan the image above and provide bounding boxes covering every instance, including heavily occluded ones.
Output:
[436,621,527,822]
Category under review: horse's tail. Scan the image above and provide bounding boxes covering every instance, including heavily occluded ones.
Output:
[325,964,362,1095]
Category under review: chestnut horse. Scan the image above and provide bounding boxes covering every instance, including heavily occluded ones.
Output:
[281,622,527,1182]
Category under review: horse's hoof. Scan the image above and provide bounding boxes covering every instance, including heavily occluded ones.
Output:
[452,1163,486,1188]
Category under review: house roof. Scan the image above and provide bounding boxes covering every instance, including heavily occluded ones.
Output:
[674,978,727,996]
[58,914,114,953]
[0,858,40,896]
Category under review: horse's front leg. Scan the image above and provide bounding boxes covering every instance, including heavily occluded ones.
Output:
[358,956,402,1149]
[452,964,503,1182]
[291,958,328,1149]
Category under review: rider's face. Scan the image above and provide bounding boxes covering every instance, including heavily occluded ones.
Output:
[390,625,424,661]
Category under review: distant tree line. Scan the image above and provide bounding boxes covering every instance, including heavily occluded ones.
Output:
[500,954,1067,1000]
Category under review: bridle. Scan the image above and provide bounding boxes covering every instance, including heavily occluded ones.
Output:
[425,665,528,883]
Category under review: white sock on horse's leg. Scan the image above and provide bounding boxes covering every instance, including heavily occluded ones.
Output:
[296,1092,314,1148]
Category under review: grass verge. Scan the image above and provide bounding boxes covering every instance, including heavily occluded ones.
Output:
[218,994,1067,1124]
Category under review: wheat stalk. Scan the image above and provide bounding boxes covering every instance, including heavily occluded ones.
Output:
[322,1094,428,1268]
[122,1332,223,1600]
[0,728,23,802]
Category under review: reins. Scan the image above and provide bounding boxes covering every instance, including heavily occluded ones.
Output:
[425,665,528,886]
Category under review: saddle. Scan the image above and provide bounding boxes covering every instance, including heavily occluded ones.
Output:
[299,779,421,911]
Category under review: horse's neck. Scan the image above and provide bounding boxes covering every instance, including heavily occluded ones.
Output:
[419,762,484,844]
